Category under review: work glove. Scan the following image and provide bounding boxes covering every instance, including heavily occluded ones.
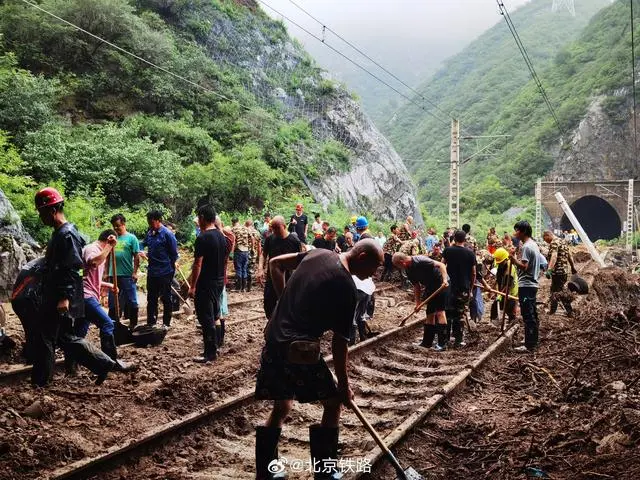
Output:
[497,295,503,303]
[545,269,553,279]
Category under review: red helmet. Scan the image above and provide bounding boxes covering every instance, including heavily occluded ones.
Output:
[35,187,64,210]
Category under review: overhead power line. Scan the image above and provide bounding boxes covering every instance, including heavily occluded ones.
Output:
[18,0,259,113]
[256,0,451,127]
[496,1,565,136]
[285,0,451,121]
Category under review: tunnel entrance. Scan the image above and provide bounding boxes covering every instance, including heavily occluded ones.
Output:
[560,195,621,241]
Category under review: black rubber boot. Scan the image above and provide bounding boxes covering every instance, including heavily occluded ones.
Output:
[219,320,226,347]
[64,356,78,376]
[357,320,368,343]
[215,324,223,348]
[235,277,242,292]
[435,324,447,351]
[255,426,287,480]
[129,307,138,331]
[101,333,137,372]
[309,425,342,480]
[193,327,217,363]
[452,317,465,348]
[246,275,252,293]
[348,324,357,346]
[419,324,436,348]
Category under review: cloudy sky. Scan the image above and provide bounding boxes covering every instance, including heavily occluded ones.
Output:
[260,0,532,88]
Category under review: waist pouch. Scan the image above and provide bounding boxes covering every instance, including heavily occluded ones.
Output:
[287,340,321,365]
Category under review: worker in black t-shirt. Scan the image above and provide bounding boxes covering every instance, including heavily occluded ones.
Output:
[441,230,477,348]
[254,240,383,480]
[288,203,308,244]
[312,226,339,251]
[188,205,228,363]
[393,252,450,351]
[258,216,302,320]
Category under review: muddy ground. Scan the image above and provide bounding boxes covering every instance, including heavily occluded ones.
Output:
[0,283,411,479]
[374,265,640,479]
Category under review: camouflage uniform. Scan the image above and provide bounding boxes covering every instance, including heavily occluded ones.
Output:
[231,224,250,290]
[398,224,412,242]
[464,234,478,253]
[248,228,261,279]
[382,234,401,281]
[547,238,573,314]
[399,239,420,256]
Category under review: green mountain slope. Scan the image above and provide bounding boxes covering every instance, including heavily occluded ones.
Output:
[1,0,419,243]
[384,0,610,226]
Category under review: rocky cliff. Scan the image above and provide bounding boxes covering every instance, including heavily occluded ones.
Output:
[0,189,38,302]
[549,93,640,181]
[200,1,422,222]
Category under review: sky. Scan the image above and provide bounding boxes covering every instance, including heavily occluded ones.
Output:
[260,0,533,92]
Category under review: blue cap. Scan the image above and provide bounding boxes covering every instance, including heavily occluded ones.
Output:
[355,216,368,229]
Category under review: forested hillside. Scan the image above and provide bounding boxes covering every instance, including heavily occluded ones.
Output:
[384,0,612,230]
[0,0,419,244]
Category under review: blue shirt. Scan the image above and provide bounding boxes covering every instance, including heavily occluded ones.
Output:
[425,235,438,253]
[142,225,178,277]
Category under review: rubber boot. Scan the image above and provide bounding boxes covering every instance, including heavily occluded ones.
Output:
[59,333,116,385]
[129,307,138,331]
[215,324,223,348]
[100,334,136,372]
[357,320,368,343]
[255,426,287,479]
[309,425,342,480]
[246,275,252,293]
[419,324,436,348]
[452,317,465,348]
[193,327,217,363]
[219,320,226,347]
[235,277,242,292]
[435,324,447,351]
[348,324,357,346]
[64,356,78,376]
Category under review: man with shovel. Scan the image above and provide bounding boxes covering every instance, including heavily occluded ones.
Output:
[254,239,382,480]
[108,213,141,331]
[392,252,449,351]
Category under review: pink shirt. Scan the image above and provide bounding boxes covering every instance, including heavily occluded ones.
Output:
[83,241,105,300]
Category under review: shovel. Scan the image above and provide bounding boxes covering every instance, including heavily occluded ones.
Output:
[171,286,194,316]
[398,283,447,327]
[349,401,423,480]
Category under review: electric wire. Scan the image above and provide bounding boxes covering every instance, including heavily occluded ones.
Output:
[497,0,565,136]
[18,0,261,114]
[285,0,451,121]
[256,0,451,127]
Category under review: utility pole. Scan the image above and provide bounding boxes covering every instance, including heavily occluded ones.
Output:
[449,119,460,229]
[535,178,542,240]
[626,179,634,252]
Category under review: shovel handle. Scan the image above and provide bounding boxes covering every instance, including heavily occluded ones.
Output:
[111,251,120,319]
[398,283,447,327]
[177,267,191,290]
[349,401,408,478]
[476,284,518,302]
[171,286,187,304]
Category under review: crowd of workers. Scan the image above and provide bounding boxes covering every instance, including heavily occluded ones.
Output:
[12,186,580,479]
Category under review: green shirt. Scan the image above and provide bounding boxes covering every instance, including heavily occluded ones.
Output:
[108,232,140,277]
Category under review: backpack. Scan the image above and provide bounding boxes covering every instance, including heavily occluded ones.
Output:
[11,257,46,316]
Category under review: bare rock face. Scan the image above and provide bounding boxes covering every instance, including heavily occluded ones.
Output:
[308,93,422,222]
[0,189,38,302]
[204,8,422,223]
[550,94,639,181]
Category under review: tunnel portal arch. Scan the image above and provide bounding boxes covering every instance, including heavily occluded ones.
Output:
[560,195,621,241]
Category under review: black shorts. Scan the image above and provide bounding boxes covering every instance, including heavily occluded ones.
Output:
[255,344,337,403]
[424,287,448,314]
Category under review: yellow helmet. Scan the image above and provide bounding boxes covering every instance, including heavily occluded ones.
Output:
[350,215,357,223]
[493,247,509,264]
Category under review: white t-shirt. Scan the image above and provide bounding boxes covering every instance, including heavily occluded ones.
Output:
[312,221,323,236]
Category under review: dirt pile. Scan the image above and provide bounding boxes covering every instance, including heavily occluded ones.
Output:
[375,267,640,479]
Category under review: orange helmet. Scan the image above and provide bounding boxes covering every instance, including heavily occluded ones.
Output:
[35,187,64,210]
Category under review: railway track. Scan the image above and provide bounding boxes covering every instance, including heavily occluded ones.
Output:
[46,316,518,479]
[0,285,398,381]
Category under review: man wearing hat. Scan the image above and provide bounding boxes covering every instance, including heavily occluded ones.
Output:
[31,187,116,386]
[490,247,518,324]
[355,216,373,240]
[288,203,308,244]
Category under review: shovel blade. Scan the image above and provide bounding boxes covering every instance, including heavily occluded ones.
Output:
[401,467,424,480]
